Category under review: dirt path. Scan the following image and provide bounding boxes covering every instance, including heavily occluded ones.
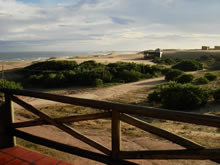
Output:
[14,77,217,165]
[14,77,164,109]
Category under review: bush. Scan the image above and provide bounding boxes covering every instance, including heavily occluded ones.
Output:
[175,74,194,84]
[93,79,103,87]
[165,69,184,81]
[194,77,209,85]
[0,79,22,90]
[0,79,23,96]
[148,82,211,110]
[148,90,161,103]
[119,69,142,82]
[204,73,217,81]
[213,88,220,101]
[172,60,203,71]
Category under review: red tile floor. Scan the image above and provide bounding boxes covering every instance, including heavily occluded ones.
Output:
[0,146,73,165]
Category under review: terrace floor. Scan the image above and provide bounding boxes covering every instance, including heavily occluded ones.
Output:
[0,146,73,165]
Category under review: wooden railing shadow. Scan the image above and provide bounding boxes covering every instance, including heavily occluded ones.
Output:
[0,88,220,165]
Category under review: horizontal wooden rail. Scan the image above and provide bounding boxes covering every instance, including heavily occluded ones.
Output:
[13,112,111,128]
[11,95,111,155]
[13,129,137,165]
[2,88,220,128]
[119,149,220,160]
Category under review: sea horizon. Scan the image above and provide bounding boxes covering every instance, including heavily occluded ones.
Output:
[0,51,137,62]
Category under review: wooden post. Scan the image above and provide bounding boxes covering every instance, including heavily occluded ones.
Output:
[0,93,15,148]
[111,110,121,159]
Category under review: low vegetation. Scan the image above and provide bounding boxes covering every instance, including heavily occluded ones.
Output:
[175,74,194,84]
[194,77,209,85]
[172,59,203,71]
[148,82,211,110]
[213,88,220,101]
[23,60,166,88]
[0,79,22,96]
[164,69,184,81]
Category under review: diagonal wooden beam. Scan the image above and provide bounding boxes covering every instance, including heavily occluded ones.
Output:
[120,114,202,149]
[120,114,220,164]
[11,95,111,155]
[12,112,111,128]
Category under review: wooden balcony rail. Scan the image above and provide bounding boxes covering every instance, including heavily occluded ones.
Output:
[0,88,220,164]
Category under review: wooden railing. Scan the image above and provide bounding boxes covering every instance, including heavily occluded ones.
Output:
[0,88,220,164]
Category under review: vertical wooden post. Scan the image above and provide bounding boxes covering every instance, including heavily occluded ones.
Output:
[112,110,121,159]
[0,93,16,148]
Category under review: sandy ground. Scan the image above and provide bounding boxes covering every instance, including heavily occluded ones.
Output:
[3,52,217,165]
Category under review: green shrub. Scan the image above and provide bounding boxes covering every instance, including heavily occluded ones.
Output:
[148,90,161,103]
[204,73,217,81]
[0,79,23,96]
[119,69,142,82]
[148,82,211,110]
[172,60,203,71]
[24,60,165,88]
[175,74,194,84]
[165,69,184,81]
[194,77,209,85]
[213,88,220,101]
[93,79,103,87]
[0,79,22,90]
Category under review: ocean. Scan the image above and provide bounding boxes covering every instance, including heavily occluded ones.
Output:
[0,51,92,61]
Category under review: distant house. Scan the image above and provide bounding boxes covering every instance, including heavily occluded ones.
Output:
[202,46,209,50]
[214,46,220,50]
[139,48,163,59]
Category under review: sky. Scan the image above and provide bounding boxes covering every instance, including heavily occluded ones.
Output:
[0,0,220,52]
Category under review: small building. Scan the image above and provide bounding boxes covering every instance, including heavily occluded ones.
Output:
[139,48,163,59]
[214,46,220,50]
[202,46,209,50]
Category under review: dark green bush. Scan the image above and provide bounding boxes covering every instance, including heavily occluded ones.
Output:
[93,79,103,87]
[172,60,203,71]
[152,57,179,65]
[148,82,211,110]
[165,69,184,81]
[0,79,23,96]
[0,79,22,90]
[148,89,161,103]
[194,77,209,85]
[204,73,217,81]
[175,74,194,84]
[119,69,142,82]
[213,88,220,101]
[24,60,165,88]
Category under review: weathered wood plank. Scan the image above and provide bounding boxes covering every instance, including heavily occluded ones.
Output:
[0,94,16,148]
[13,129,137,165]
[119,149,220,160]
[13,112,111,128]
[2,88,220,128]
[11,95,111,155]
[112,111,121,159]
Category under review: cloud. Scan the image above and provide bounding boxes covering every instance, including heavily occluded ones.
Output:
[0,0,220,51]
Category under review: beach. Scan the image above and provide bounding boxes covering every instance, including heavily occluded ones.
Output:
[0,52,154,71]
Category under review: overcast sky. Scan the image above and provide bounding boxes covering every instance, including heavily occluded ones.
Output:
[0,0,220,52]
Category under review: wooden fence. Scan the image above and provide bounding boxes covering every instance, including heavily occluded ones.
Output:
[0,88,220,164]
